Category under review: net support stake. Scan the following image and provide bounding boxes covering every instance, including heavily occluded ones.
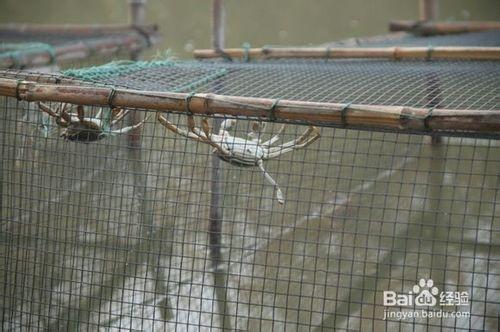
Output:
[419,0,439,21]
[210,1,232,330]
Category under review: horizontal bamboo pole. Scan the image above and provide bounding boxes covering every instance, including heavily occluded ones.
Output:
[193,46,500,61]
[0,34,149,69]
[389,20,500,36]
[0,23,159,36]
[0,78,498,138]
[321,32,409,48]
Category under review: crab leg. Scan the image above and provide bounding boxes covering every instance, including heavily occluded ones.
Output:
[260,124,285,147]
[76,105,86,122]
[94,107,104,121]
[38,102,71,127]
[156,113,207,143]
[265,126,320,158]
[187,117,232,155]
[111,108,130,125]
[109,115,150,134]
[258,160,284,204]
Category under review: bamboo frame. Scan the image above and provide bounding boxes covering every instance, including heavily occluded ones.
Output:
[193,46,500,61]
[0,23,158,36]
[1,78,498,138]
[389,20,500,36]
[419,0,438,21]
[0,24,160,69]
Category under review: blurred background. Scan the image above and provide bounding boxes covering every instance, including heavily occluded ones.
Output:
[1,0,499,58]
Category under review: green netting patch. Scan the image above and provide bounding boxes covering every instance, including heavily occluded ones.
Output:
[63,59,177,82]
[0,42,56,65]
[62,59,228,93]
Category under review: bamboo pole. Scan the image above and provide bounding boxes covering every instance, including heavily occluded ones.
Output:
[419,0,438,21]
[389,20,500,35]
[0,23,158,36]
[193,46,500,61]
[0,35,150,69]
[2,78,498,137]
[212,0,225,50]
[210,1,232,331]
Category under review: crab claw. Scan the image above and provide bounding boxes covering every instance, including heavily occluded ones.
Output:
[187,115,197,133]
[258,160,285,204]
[275,188,285,205]
[220,119,236,131]
[201,118,212,138]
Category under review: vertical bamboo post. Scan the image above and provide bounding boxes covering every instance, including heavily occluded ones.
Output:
[212,0,225,50]
[128,0,173,321]
[129,0,147,61]
[127,0,146,151]
[210,1,232,330]
[210,1,225,261]
[419,0,442,144]
[127,0,148,147]
[419,0,439,21]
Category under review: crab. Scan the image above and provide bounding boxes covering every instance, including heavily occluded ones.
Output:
[37,102,148,142]
[157,113,320,204]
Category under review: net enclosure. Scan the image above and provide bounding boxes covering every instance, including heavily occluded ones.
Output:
[0,24,161,70]
[0,43,499,331]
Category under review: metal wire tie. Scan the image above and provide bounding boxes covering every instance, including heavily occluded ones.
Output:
[424,107,434,131]
[269,98,281,121]
[185,92,196,115]
[242,42,251,62]
[15,80,23,101]
[426,45,434,61]
[341,102,352,127]
[107,88,118,109]
[215,48,233,62]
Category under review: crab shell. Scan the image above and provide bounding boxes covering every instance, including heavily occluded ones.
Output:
[60,118,106,142]
[215,135,265,166]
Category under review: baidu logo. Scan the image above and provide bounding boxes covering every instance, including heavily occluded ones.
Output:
[382,277,470,320]
[384,278,439,307]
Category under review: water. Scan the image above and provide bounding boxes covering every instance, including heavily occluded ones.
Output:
[1,0,499,58]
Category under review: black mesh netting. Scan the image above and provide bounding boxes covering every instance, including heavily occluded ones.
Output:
[0,52,499,330]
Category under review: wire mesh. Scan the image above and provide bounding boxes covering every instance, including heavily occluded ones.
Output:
[37,58,500,112]
[322,29,500,48]
[0,55,499,330]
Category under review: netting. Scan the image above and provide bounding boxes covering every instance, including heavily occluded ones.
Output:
[58,59,498,113]
[322,30,500,48]
[0,25,160,70]
[0,53,499,331]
